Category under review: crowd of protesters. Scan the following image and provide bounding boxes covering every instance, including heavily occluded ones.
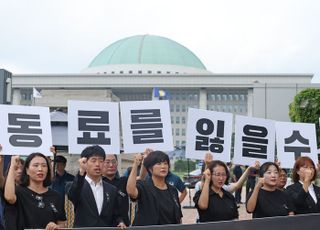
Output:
[0,144,320,229]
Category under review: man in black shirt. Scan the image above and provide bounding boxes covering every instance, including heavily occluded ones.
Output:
[246,167,257,201]
[51,155,74,207]
[233,165,243,203]
[102,154,130,226]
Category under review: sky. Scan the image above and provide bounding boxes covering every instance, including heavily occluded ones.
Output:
[1,0,320,82]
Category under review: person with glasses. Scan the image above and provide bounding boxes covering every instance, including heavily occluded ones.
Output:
[286,156,320,214]
[193,160,238,222]
[4,153,66,230]
[277,168,289,191]
[102,154,130,226]
[246,162,294,218]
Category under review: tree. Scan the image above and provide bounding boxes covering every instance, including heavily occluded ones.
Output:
[174,159,196,172]
[289,88,320,148]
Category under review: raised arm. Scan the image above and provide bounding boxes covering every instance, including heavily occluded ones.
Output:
[0,148,4,188]
[126,153,143,199]
[67,157,87,205]
[193,153,213,192]
[204,153,213,170]
[196,169,211,210]
[138,148,153,180]
[49,146,56,180]
[301,168,314,193]
[228,161,260,193]
[4,156,20,204]
[246,178,264,213]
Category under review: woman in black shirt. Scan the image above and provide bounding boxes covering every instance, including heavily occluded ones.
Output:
[126,150,182,226]
[193,160,238,222]
[286,156,320,214]
[4,153,66,230]
[246,162,294,218]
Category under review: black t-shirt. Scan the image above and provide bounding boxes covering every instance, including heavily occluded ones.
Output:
[233,166,243,180]
[103,176,128,196]
[248,188,294,218]
[247,168,258,181]
[103,176,129,226]
[15,186,66,229]
[133,179,182,226]
[154,186,177,225]
[193,188,238,222]
[4,202,18,230]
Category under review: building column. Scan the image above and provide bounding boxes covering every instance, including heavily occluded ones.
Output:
[199,88,207,110]
[12,89,21,105]
[247,88,253,116]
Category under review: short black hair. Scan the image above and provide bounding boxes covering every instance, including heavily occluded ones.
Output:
[143,151,170,174]
[280,168,288,175]
[258,162,279,177]
[80,145,106,160]
[54,155,67,164]
[21,152,52,187]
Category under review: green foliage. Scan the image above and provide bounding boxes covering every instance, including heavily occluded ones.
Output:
[289,88,320,148]
[174,159,196,172]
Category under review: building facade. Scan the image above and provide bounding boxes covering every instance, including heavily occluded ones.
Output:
[4,34,320,149]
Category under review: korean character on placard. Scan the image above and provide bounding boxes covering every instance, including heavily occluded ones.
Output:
[195,118,225,153]
[242,124,268,159]
[284,130,311,159]
[7,113,43,147]
[130,109,164,144]
[77,110,111,145]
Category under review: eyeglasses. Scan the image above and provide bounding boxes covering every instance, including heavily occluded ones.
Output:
[35,195,45,209]
[212,173,227,177]
[105,160,117,165]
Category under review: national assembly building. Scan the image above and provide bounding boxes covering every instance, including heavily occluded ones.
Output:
[1,34,318,152]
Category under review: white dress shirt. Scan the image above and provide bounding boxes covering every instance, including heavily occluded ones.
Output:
[85,175,104,214]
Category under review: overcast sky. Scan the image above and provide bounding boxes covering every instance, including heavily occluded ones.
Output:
[1,0,320,82]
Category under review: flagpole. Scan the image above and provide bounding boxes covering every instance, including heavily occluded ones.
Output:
[183,158,195,209]
[32,87,35,106]
[32,87,42,105]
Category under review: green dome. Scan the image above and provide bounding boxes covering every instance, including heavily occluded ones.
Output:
[89,35,206,70]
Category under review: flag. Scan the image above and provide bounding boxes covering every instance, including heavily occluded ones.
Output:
[33,87,42,98]
[153,87,169,100]
[159,89,166,97]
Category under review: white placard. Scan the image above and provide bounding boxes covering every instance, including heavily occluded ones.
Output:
[186,108,233,161]
[276,121,318,168]
[120,100,173,153]
[68,100,120,154]
[0,104,52,156]
[233,115,276,166]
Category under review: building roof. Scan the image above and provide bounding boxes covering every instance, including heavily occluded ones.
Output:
[83,35,208,74]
